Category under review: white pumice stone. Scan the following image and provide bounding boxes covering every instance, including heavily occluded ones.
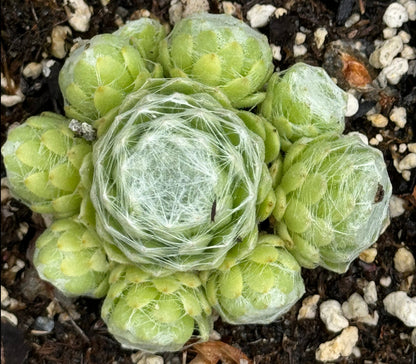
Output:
[390,106,407,128]
[315,326,359,362]
[295,32,306,45]
[376,134,383,142]
[320,300,349,332]
[369,36,403,69]
[383,2,409,28]
[342,293,369,320]
[382,57,409,85]
[345,93,359,117]
[383,291,416,327]
[345,13,360,28]
[383,27,398,39]
[411,328,416,346]
[401,45,416,59]
[380,276,392,287]
[51,25,72,59]
[247,4,276,28]
[367,113,388,128]
[274,7,288,18]
[398,30,411,43]
[363,281,378,305]
[359,248,377,263]
[271,44,282,61]
[404,0,416,20]
[65,0,92,32]
[408,143,416,153]
[298,294,320,320]
[314,27,328,49]
[222,1,236,15]
[399,143,408,153]
[293,44,307,57]
[182,0,210,18]
[402,170,411,181]
[23,62,43,79]
[398,153,416,171]
[1,93,25,107]
[390,195,406,218]
[394,247,416,273]
[359,311,379,326]
[369,138,379,146]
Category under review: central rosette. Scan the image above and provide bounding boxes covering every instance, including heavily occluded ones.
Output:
[91,90,264,272]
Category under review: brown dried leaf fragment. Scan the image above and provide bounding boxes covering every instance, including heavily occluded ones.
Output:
[189,341,253,364]
[341,52,372,87]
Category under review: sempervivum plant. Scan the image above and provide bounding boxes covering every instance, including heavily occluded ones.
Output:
[260,63,348,151]
[101,264,212,352]
[159,13,274,108]
[273,133,392,273]
[203,234,305,324]
[59,27,163,125]
[1,112,91,217]
[91,79,277,274]
[33,217,110,298]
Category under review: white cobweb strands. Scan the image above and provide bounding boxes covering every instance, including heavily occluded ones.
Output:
[91,92,264,272]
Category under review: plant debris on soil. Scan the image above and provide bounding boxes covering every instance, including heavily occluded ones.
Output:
[1,1,415,363]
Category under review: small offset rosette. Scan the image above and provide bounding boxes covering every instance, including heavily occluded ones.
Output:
[101,264,212,352]
[203,234,305,324]
[159,13,274,108]
[33,217,110,298]
[260,63,348,151]
[272,133,392,273]
[1,112,92,217]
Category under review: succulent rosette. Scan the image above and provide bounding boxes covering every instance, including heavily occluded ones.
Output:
[33,217,110,297]
[113,18,167,62]
[59,32,163,125]
[260,62,348,151]
[204,234,305,324]
[273,133,392,273]
[101,264,212,352]
[1,112,91,217]
[159,13,274,108]
[91,79,275,274]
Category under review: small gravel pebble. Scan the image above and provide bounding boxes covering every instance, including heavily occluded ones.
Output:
[320,300,349,332]
[390,106,407,128]
[65,0,92,32]
[359,248,378,263]
[51,25,72,59]
[383,27,397,39]
[271,44,282,61]
[274,8,288,18]
[345,93,359,117]
[367,114,388,128]
[34,316,55,332]
[1,310,18,326]
[363,281,378,305]
[383,2,409,28]
[247,4,276,28]
[404,0,416,20]
[221,1,236,15]
[345,13,360,28]
[398,153,416,171]
[23,62,43,79]
[182,0,209,18]
[394,247,416,273]
[293,44,307,57]
[315,326,359,362]
[1,93,25,107]
[382,57,409,85]
[383,291,416,327]
[398,30,411,43]
[411,328,416,346]
[298,294,320,320]
[401,45,416,60]
[295,32,306,45]
[380,276,392,287]
[369,36,403,69]
[314,27,328,49]
[342,293,369,320]
[409,143,416,153]
[390,195,406,218]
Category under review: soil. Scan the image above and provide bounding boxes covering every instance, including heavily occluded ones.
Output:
[1,1,415,363]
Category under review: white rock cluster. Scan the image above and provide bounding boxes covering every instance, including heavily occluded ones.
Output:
[315,326,359,362]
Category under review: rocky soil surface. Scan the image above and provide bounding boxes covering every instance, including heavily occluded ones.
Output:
[1,0,415,363]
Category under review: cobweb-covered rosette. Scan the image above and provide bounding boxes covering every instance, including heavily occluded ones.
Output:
[260,63,347,151]
[33,217,110,298]
[91,85,266,273]
[59,33,162,125]
[101,264,212,352]
[203,234,305,324]
[159,13,274,108]
[1,112,91,217]
[273,134,392,273]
